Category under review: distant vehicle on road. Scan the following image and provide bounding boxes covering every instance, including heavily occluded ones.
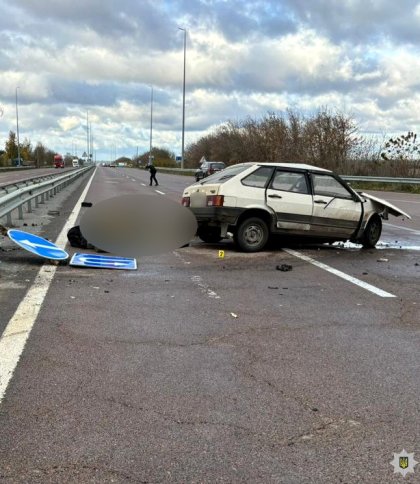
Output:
[72,158,79,168]
[54,154,65,168]
[182,162,411,252]
[195,161,226,182]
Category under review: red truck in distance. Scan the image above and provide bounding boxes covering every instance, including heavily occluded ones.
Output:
[54,154,65,168]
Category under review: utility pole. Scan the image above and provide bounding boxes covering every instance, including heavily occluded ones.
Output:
[178,27,187,169]
[86,110,89,163]
[15,87,21,166]
[149,86,153,165]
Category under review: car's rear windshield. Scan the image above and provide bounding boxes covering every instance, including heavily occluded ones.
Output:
[201,164,249,184]
[210,162,225,169]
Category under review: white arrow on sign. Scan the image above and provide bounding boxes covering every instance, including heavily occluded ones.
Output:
[76,255,132,267]
[20,239,59,251]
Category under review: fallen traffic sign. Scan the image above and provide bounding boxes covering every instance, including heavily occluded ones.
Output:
[69,253,137,270]
[7,229,69,260]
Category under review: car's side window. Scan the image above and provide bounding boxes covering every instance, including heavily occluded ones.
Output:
[312,174,352,199]
[271,171,309,194]
[241,167,274,188]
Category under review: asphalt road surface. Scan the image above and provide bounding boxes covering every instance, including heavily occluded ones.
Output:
[0,167,419,483]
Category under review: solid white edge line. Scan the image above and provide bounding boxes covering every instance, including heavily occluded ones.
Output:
[155,190,165,195]
[384,222,420,235]
[284,248,396,298]
[0,168,97,404]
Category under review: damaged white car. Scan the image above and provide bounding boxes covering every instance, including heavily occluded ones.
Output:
[181,162,411,252]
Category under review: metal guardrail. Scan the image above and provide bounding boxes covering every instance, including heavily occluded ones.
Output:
[0,169,77,194]
[150,167,420,184]
[341,175,420,185]
[0,167,93,225]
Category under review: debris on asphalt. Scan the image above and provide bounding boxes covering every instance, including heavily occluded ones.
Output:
[276,264,293,272]
[377,258,389,262]
[48,210,60,216]
[230,312,238,318]
[362,272,369,275]
[415,263,419,266]
[268,286,279,289]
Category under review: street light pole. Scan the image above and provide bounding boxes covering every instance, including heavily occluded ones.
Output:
[15,87,21,166]
[178,27,186,170]
[149,86,153,165]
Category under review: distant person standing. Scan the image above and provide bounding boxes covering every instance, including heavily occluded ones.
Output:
[147,164,159,186]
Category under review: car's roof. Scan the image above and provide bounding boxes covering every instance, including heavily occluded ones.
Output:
[240,162,331,173]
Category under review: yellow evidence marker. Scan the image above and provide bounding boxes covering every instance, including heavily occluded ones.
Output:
[218,250,225,259]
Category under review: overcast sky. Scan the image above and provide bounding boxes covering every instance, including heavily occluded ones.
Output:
[1,0,420,161]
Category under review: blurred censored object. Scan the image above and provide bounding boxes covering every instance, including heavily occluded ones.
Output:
[79,194,197,257]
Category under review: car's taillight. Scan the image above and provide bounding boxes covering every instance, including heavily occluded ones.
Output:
[181,197,190,207]
[209,168,214,174]
[206,195,224,207]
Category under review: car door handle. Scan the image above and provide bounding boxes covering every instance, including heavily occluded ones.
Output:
[268,194,282,199]
[314,200,327,204]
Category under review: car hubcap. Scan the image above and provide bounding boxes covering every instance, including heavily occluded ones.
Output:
[244,225,263,246]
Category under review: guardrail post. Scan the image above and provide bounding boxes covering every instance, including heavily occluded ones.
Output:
[27,199,32,213]
[18,205,24,220]
[6,213,12,225]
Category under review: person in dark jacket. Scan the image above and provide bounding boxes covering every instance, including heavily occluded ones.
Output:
[147,164,159,186]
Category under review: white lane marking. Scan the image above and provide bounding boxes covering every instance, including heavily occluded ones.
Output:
[155,190,165,195]
[284,248,396,298]
[191,275,221,299]
[387,199,420,204]
[384,223,420,235]
[0,168,97,405]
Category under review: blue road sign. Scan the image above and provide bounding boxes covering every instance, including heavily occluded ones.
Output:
[7,229,69,260]
[70,253,137,270]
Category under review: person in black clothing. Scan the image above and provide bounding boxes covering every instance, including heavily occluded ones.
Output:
[147,164,159,186]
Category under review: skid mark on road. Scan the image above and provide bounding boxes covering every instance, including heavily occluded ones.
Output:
[0,169,97,405]
[284,249,396,298]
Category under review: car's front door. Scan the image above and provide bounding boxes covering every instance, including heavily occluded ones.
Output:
[266,170,313,233]
[310,173,362,237]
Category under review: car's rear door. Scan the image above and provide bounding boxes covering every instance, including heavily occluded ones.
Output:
[309,173,362,237]
[265,169,313,233]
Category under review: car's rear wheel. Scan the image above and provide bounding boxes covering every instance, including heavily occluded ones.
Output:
[234,217,269,252]
[361,214,382,248]
[197,226,222,244]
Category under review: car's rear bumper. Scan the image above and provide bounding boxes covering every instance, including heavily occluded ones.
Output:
[190,207,243,225]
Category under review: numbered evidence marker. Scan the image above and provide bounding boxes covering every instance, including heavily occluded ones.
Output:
[218,250,225,259]
[7,229,69,260]
[70,253,137,270]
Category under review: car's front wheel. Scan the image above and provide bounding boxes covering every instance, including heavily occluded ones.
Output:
[361,214,382,248]
[234,217,269,252]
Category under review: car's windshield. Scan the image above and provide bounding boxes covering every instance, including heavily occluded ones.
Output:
[201,164,250,184]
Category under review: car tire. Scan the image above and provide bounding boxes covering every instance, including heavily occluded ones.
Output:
[361,214,382,248]
[234,217,269,252]
[195,176,200,182]
[197,226,222,244]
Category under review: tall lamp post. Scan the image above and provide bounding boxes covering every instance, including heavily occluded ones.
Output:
[149,86,153,165]
[15,87,21,166]
[178,27,186,169]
